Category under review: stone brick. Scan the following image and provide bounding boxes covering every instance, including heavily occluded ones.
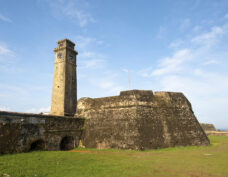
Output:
[76,90,210,150]
[0,111,84,154]
[50,39,78,116]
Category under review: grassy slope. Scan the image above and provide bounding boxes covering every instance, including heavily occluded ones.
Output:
[0,136,228,177]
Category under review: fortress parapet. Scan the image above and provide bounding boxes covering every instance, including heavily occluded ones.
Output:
[76,90,209,150]
[77,90,192,113]
[0,111,84,154]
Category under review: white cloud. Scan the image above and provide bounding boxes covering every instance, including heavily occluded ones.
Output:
[0,84,28,95]
[74,35,123,96]
[98,80,123,95]
[80,59,105,69]
[152,49,192,76]
[224,13,228,19]
[192,26,224,45]
[46,0,95,27]
[0,14,11,23]
[89,72,124,95]
[138,67,154,78]
[158,72,228,129]
[74,36,107,69]
[75,36,106,50]
[26,106,50,114]
[160,71,228,95]
[0,106,11,111]
[99,81,114,89]
[169,39,184,48]
[96,40,104,45]
[139,20,228,129]
[180,18,191,31]
[157,26,166,39]
[75,36,96,49]
[201,59,218,65]
[122,68,129,73]
[0,44,13,57]
[80,51,94,58]
[139,49,193,77]
[193,25,202,32]
[0,43,15,73]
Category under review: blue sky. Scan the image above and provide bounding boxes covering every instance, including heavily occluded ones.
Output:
[0,0,228,129]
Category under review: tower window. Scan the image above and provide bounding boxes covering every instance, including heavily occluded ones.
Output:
[57,53,62,59]
[69,44,73,49]
[69,55,73,60]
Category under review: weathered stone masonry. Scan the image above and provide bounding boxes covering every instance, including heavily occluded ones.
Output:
[0,111,84,154]
[51,39,78,116]
[0,39,82,155]
[77,90,210,150]
[0,38,210,154]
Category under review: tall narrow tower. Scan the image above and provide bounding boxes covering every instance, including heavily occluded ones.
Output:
[50,39,78,116]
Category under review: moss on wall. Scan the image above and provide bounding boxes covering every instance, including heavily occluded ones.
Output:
[0,111,84,154]
[76,90,210,150]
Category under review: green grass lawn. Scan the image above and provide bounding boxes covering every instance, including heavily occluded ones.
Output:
[1,136,228,177]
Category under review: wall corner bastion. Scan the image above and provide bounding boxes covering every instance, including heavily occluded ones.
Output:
[76,90,210,150]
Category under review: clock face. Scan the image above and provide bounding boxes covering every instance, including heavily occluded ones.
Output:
[57,53,62,59]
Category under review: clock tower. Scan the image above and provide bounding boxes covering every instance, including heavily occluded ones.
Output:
[50,39,78,116]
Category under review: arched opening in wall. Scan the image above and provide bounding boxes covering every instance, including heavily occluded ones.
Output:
[30,140,45,151]
[60,136,75,150]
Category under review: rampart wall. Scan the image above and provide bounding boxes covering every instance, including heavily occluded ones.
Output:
[0,111,84,154]
[77,90,210,150]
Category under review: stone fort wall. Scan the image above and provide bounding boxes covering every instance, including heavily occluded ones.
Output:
[0,111,84,154]
[77,90,210,150]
